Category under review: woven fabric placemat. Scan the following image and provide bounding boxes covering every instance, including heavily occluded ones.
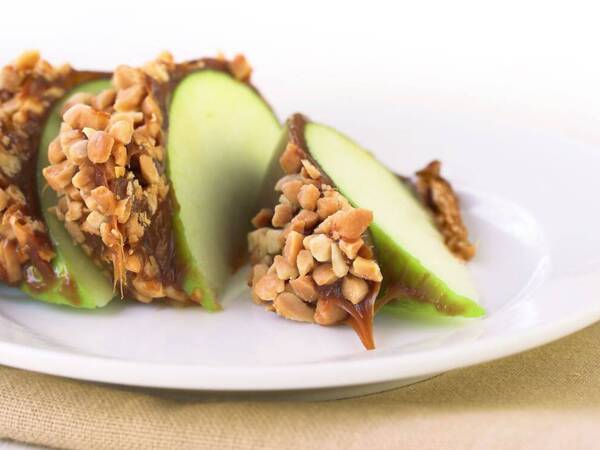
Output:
[1,322,599,449]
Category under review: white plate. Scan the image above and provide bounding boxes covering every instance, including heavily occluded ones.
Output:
[1,99,599,398]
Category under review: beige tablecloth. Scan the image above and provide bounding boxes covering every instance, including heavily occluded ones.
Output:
[1,322,599,450]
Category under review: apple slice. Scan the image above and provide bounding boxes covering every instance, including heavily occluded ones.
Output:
[301,117,482,318]
[0,51,113,308]
[168,63,281,308]
[31,78,114,308]
[249,114,483,349]
[42,53,280,307]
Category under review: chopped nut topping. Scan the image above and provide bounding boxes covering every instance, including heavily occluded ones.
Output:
[273,255,298,280]
[272,203,293,228]
[296,249,315,277]
[415,160,476,261]
[43,160,77,191]
[274,292,314,323]
[249,263,269,304]
[342,275,369,304]
[87,130,114,164]
[42,53,237,303]
[339,238,363,260]
[282,230,303,264]
[251,208,273,228]
[292,209,319,229]
[228,54,253,82]
[0,51,98,284]
[331,208,373,241]
[254,273,285,301]
[301,159,321,179]
[316,196,342,220]
[297,184,320,211]
[351,256,383,282]
[308,234,332,262]
[312,263,338,286]
[247,129,382,341]
[289,275,318,303]
[265,229,283,254]
[279,142,303,174]
[331,242,349,277]
[314,299,348,325]
[281,179,303,206]
[108,119,134,145]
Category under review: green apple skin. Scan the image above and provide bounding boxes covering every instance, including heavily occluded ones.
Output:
[168,70,281,309]
[283,117,483,319]
[27,79,114,309]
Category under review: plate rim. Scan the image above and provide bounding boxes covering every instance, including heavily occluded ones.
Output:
[0,307,598,391]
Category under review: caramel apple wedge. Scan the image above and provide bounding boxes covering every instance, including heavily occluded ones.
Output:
[43,53,280,307]
[248,114,483,349]
[0,51,113,307]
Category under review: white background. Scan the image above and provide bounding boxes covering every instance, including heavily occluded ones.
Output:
[2,0,600,149]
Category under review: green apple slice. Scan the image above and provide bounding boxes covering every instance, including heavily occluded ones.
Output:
[26,79,114,308]
[296,115,483,317]
[168,70,281,309]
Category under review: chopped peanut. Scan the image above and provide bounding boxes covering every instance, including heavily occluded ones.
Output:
[63,104,108,129]
[283,230,304,264]
[301,159,321,179]
[254,273,285,301]
[332,208,373,240]
[289,275,318,303]
[87,131,114,164]
[115,85,145,112]
[93,89,117,110]
[42,160,76,191]
[351,256,383,282]
[272,203,293,228]
[132,277,164,300]
[72,165,95,191]
[309,234,332,262]
[85,210,106,232]
[64,200,83,222]
[339,238,363,260]
[282,220,305,241]
[113,143,127,167]
[312,263,338,286]
[125,253,143,273]
[316,196,342,220]
[331,242,349,277]
[48,137,65,164]
[265,229,284,254]
[251,208,273,228]
[273,255,298,280]
[65,139,89,165]
[90,186,117,215]
[279,142,303,174]
[314,299,348,325]
[297,184,320,211]
[108,119,134,145]
[296,249,315,277]
[115,198,132,224]
[113,65,144,90]
[292,209,319,229]
[139,154,160,184]
[250,263,268,286]
[229,54,252,81]
[281,179,303,205]
[342,275,369,304]
[274,292,314,323]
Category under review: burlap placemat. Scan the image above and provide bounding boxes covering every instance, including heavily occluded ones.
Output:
[1,321,599,450]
